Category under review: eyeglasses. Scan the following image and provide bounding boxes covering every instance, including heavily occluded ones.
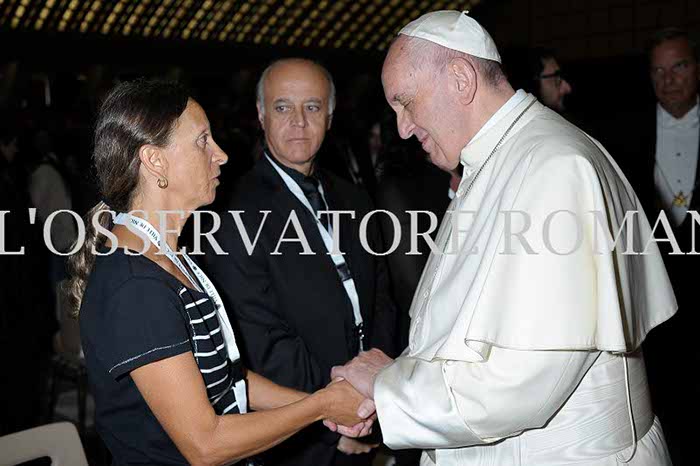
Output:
[538,69,564,87]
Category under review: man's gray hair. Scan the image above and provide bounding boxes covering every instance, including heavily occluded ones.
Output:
[256,58,337,116]
[400,36,506,87]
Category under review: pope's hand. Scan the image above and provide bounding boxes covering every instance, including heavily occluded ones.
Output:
[323,418,375,438]
[337,436,379,455]
[331,348,393,400]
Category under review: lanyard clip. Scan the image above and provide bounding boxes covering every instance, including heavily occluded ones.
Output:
[356,323,366,352]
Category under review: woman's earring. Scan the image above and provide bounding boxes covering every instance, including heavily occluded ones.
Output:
[157,177,169,189]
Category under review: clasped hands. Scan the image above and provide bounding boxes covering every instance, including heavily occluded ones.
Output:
[322,348,394,438]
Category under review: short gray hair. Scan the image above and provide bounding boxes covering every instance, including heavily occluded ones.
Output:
[399,36,506,87]
[256,58,336,116]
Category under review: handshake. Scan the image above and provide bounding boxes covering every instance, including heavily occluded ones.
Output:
[318,348,394,440]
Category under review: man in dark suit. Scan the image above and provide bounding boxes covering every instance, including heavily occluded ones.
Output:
[610,28,699,466]
[613,28,699,227]
[204,58,397,466]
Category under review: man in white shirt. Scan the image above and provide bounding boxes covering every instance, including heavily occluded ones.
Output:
[640,28,700,465]
[650,28,700,229]
[331,11,677,466]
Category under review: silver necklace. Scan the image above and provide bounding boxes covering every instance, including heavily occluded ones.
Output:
[461,99,537,199]
[414,99,537,320]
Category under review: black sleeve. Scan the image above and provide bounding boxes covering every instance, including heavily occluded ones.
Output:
[371,249,399,358]
[364,195,399,358]
[93,278,191,380]
[205,212,326,393]
[375,179,430,351]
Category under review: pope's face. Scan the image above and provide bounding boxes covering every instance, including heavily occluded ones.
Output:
[258,60,333,175]
[382,40,465,171]
[650,38,699,118]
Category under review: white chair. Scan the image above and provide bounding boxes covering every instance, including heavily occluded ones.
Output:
[0,422,88,466]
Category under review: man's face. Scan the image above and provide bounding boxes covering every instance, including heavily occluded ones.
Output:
[381,42,465,171]
[368,122,382,156]
[0,138,18,163]
[538,58,572,112]
[257,60,332,174]
[650,38,699,117]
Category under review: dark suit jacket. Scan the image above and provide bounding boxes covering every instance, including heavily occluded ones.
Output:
[204,157,397,466]
[600,105,658,216]
[606,99,700,222]
[374,160,451,352]
[605,100,700,466]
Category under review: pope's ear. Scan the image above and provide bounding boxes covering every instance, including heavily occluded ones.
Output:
[139,144,168,180]
[449,57,477,105]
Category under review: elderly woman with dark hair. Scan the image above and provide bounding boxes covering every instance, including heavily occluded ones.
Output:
[66,79,371,466]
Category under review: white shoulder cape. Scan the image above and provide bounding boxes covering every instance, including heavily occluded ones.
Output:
[408,96,677,363]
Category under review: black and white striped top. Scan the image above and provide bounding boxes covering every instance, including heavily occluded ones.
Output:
[177,285,244,415]
[80,248,245,465]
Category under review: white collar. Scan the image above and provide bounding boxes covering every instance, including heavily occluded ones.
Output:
[658,96,699,129]
[469,89,527,145]
[460,90,531,169]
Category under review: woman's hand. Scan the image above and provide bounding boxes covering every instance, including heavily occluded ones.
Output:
[322,377,376,437]
[320,379,368,427]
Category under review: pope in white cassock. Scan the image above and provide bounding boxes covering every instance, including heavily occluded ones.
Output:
[331,10,678,466]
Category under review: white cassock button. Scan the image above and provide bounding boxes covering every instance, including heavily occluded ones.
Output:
[423,290,430,298]
[456,187,466,197]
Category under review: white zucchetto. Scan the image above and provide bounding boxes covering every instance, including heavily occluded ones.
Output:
[399,10,501,63]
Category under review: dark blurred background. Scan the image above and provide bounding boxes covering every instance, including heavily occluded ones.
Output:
[1,0,698,465]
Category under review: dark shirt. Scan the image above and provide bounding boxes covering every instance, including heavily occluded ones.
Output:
[80,248,244,465]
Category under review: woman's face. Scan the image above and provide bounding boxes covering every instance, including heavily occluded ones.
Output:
[163,99,228,210]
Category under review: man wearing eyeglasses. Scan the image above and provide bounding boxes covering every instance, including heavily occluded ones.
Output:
[536,52,573,113]
[503,48,573,114]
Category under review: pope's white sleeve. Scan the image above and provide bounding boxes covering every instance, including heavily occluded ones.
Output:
[374,348,599,450]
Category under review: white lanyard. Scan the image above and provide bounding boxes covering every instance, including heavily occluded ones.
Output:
[114,213,247,413]
[265,156,364,349]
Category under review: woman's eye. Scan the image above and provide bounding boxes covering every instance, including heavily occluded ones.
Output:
[199,135,209,147]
